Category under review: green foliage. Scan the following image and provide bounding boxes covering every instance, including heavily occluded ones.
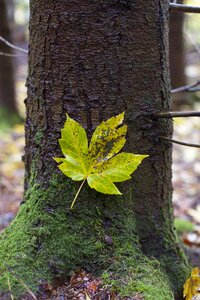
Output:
[0,107,22,132]
[54,112,148,208]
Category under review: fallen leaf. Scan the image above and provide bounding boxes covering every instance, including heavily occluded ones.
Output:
[183,267,200,300]
[188,206,200,224]
[85,292,92,300]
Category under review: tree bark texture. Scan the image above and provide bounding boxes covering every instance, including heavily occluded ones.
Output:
[0,1,190,299]
[0,0,18,115]
[169,0,187,108]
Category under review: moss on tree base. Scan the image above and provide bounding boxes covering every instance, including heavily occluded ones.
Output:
[0,176,190,299]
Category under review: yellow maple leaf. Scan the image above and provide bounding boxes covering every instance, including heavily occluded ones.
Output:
[183,267,200,300]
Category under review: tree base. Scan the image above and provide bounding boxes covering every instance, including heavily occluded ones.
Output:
[0,178,190,299]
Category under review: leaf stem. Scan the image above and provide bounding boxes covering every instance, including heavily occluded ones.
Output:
[70,179,86,209]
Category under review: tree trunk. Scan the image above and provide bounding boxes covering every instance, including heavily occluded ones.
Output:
[169,0,187,108]
[0,1,190,299]
[0,0,18,116]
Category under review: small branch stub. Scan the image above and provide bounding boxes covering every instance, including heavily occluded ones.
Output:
[160,136,200,149]
[0,35,28,53]
[170,3,200,14]
[154,111,200,118]
[0,51,25,57]
[171,81,200,94]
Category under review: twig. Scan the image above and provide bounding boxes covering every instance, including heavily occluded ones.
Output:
[3,264,37,300]
[7,277,14,300]
[1,177,13,191]
[173,87,200,93]
[160,136,200,148]
[0,35,28,53]
[0,51,25,57]
[170,3,200,13]
[154,111,200,118]
[16,278,37,300]
[171,81,200,94]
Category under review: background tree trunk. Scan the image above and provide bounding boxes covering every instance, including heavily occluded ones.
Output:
[0,1,190,299]
[0,0,18,116]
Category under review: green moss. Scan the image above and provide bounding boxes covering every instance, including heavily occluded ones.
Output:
[0,174,190,299]
[34,130,44,145]
[0,176,117,296]
[174,218,194,234]
[101,241,175,300]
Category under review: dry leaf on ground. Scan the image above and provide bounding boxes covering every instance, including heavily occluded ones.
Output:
[183,267,200,300]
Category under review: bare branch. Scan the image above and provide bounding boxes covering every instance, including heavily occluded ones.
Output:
[154,111,200,118]
[0,35,28,54]
[171,81,200,93]
[170,3,200,13]
[160,136,200,148]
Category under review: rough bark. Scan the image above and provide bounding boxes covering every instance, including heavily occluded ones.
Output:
[0,0,18,116]
[0,1,190,299]
[169,0,187,108]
